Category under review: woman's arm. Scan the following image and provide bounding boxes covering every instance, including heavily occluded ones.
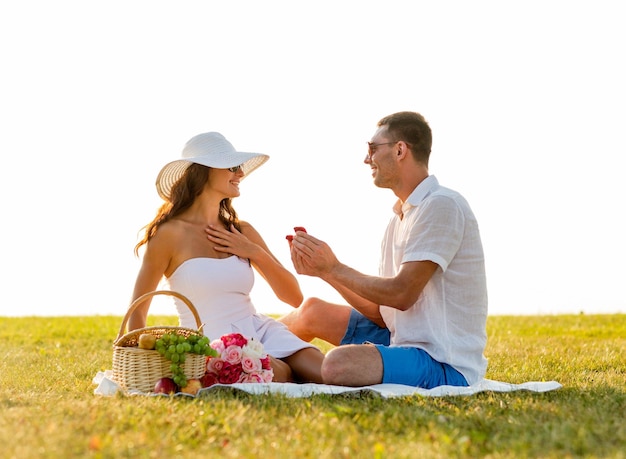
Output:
[127,228,173,330]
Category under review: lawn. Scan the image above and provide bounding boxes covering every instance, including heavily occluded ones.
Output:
[0,313,624,458]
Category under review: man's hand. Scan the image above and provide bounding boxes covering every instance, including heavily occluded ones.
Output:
[286,226,307,242]
[290,230,339,278]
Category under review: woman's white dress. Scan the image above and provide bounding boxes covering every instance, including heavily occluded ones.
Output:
[165,256,315,358]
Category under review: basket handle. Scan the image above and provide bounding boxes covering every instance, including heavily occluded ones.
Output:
[116,290,204,340]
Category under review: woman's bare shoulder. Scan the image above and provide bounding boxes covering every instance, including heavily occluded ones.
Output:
[149,218,188,243]
[239,220,260,235]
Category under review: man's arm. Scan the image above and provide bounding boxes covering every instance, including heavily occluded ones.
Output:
[291,232,438,312]
[321,275,385,326]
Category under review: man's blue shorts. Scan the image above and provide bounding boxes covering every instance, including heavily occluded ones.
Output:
[340,308,391,345]
[340,309,468,388]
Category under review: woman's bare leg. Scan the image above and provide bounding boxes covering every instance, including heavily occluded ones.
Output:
[282,347,325,383]
[270,356,294,382]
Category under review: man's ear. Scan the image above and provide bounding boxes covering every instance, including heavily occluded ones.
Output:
[396,141,408,158]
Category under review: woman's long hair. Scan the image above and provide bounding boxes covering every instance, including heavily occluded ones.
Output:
[134,163,241,256]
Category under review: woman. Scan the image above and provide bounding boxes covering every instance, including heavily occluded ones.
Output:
[128,131,324,383]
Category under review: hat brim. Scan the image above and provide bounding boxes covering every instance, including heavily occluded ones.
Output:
[156,152,269,200]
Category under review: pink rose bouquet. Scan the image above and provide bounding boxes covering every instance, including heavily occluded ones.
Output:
[202,333,273,386]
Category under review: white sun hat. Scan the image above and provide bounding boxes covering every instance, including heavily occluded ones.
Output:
[155,132,270,200]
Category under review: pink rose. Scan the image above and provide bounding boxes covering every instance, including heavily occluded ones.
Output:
[241,356,262,374]
[203,333,272,385]
[210,339,225,354]
[207,357,224,374]
[261,370,274,383]
[222,345,243,365]
[240,372,264,383]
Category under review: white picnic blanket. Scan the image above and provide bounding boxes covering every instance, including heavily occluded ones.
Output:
[93,370,562,398]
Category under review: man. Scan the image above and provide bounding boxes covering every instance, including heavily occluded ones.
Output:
[282,111,488,388]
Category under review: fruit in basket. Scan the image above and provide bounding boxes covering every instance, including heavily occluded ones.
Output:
[153,333,218,388]
[154,377,178,395]
[138,333,157,350]
[180,378,203,396]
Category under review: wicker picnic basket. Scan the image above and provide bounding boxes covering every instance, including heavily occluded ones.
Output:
[112,290,207,393]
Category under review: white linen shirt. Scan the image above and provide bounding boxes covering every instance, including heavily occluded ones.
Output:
[379,175,488,384]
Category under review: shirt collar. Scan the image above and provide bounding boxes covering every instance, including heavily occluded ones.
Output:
[392,175,439,217]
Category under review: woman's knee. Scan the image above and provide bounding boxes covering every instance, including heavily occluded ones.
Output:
[283,347,325,384]
[270,356,294,382]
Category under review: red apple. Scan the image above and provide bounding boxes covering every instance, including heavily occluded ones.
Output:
[180,378,202,396]
[154,377,178,395]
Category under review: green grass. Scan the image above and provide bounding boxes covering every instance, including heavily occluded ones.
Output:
[1,314,624,458]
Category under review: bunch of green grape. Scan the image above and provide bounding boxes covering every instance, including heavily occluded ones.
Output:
[155,333,217,387]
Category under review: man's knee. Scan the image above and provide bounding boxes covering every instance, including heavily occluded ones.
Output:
[280,297,325,341]
[320,347,345,384]
[321,345,383,386]
[299,297,325,319]
[291,297,325,329]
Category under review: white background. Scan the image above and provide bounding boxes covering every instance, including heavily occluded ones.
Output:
[1,1,624,317]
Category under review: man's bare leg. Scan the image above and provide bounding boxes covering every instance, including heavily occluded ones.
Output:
[322,344,383,386]
[279,297,352,346]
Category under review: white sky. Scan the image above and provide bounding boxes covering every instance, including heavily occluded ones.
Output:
[1,1,624,318]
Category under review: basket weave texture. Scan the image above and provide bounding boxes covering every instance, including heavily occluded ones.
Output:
[112,290,206,393]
